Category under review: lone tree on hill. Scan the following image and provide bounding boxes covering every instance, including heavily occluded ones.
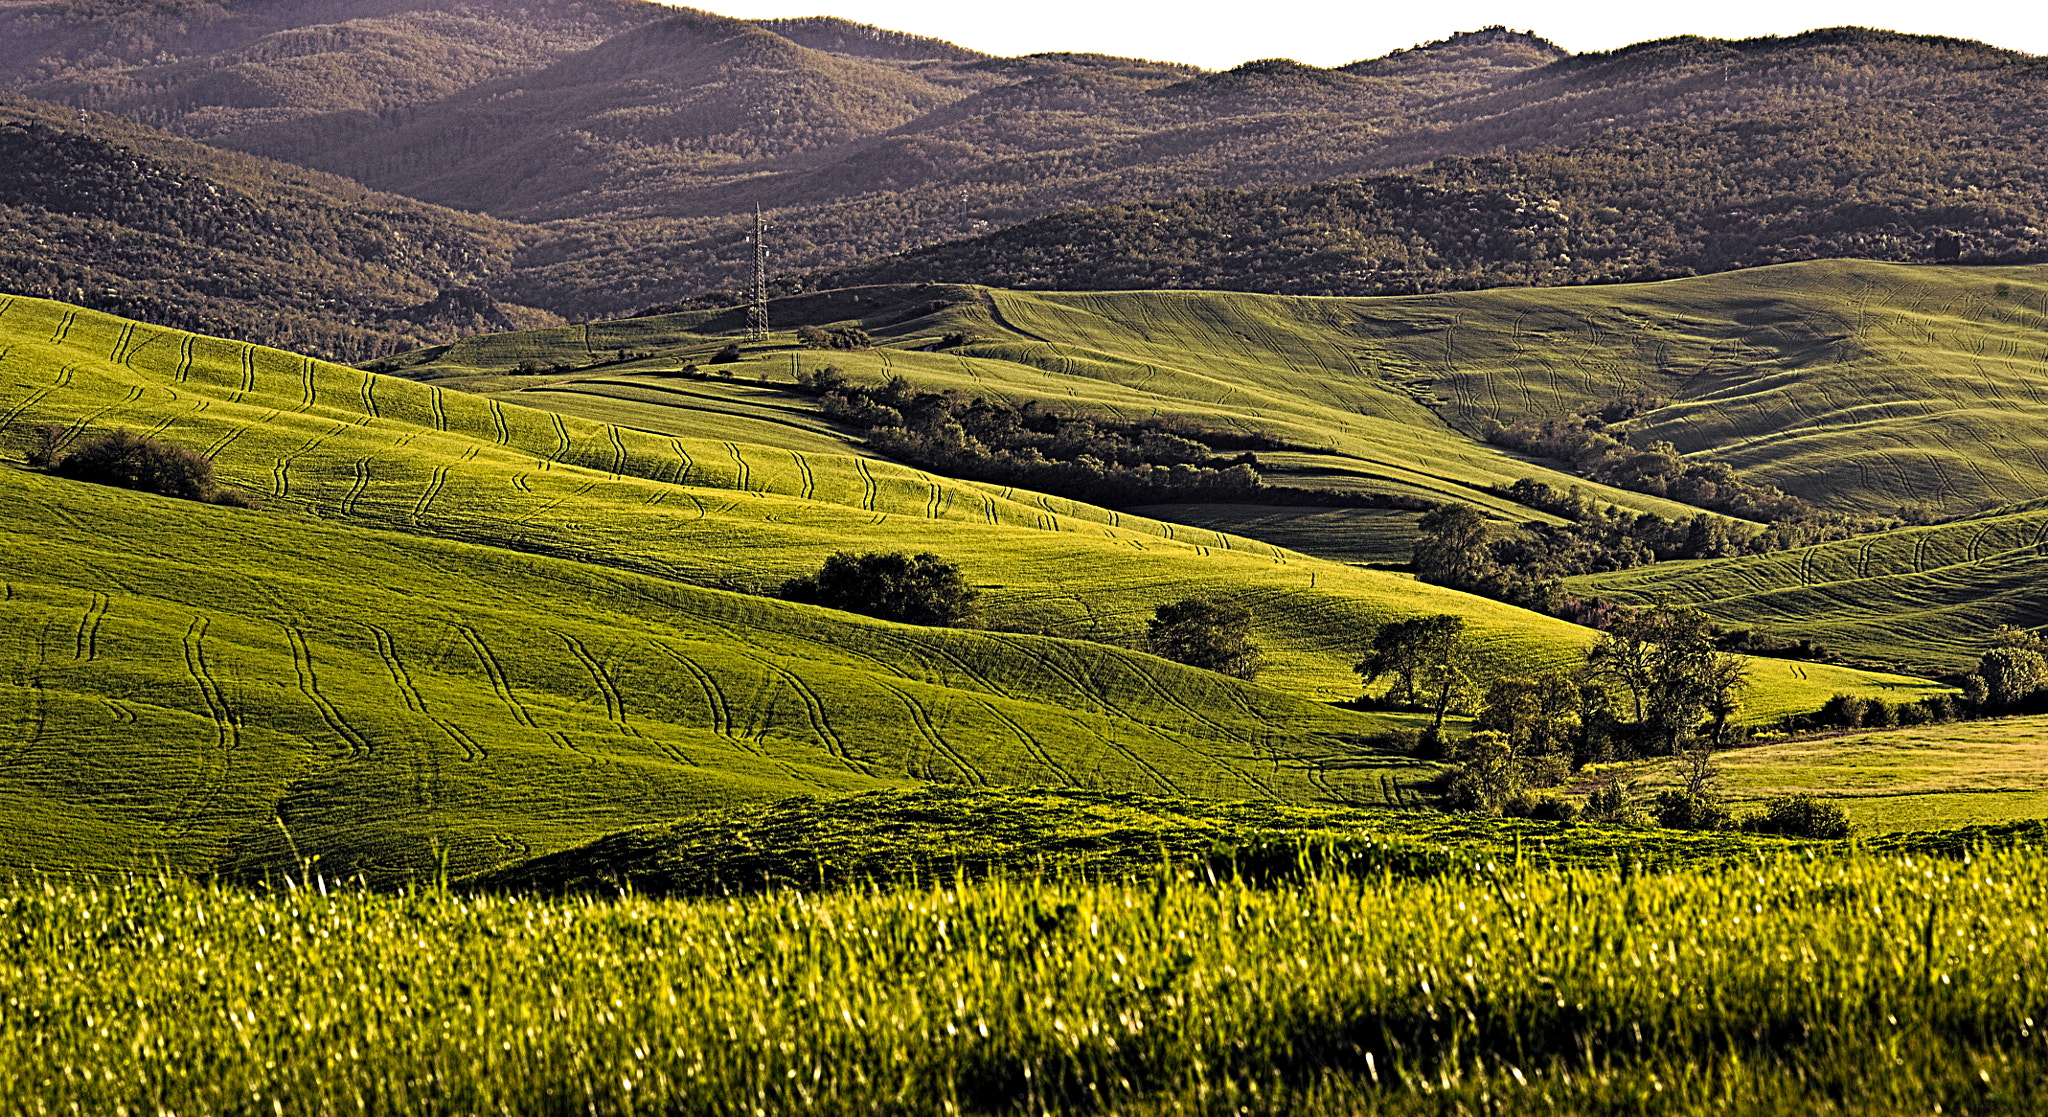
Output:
[780,552,979,627]
[1147,596,1264,681]
[1355,613,1479,737]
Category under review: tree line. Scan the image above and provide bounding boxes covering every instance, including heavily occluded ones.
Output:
[794,365,1435,512]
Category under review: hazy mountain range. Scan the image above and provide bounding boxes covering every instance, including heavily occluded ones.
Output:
[3,0,2043,355]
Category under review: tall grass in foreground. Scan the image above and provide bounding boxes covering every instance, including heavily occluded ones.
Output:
[3,852,2045,1115]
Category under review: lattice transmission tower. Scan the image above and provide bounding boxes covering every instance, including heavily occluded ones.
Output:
[746,205,771,341]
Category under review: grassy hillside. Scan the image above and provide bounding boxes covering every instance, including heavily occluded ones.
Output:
[1599,714,2048,834]
[0,295,1939,880]
[409,261,2048,523]
[1573,498,2048,672]
[474,785,1865,898]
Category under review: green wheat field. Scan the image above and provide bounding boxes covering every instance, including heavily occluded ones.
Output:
[5,257,2048,1113]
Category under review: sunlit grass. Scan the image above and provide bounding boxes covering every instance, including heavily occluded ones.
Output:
[6,845,2046,1114]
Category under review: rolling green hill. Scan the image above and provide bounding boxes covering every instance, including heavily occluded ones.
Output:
[1572,499,2048,673]
[412,261,2048,523]
[0,295,1937,878]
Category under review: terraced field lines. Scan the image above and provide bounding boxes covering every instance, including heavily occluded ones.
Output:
[171,618,238,836]
[880,681,986,786]
[283,626,374,761]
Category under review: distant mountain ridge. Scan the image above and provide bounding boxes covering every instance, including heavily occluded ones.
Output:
[3,6,2046,338]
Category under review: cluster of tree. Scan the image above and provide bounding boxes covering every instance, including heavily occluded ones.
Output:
[796,325,873,350]
[28,425,259,508]
[1484,412,1821,522]
[775,552,1267,683]
[1352,604,1859,832]
[779,551,979,627]
[794,366,1431,512]
[1412,476,1908,621]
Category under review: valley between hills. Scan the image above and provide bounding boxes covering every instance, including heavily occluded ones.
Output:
[3,3,2048,1113]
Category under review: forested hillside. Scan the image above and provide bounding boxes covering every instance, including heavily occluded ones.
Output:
[0,95,550,358]
[4,7,2046,331]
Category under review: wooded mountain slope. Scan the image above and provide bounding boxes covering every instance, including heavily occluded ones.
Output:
[6,7,2046,326]
[0,95,551,358]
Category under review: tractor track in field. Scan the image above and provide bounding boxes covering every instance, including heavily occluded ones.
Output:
[548,413,571,461]
[970,696,1077,785]
[766,663,871,775]
[339,458,372,514]
[174,334,196,382]
[604,425,628,475]
[881,681,986,786]
[359,372,380,418]
[296,358,317,412]
[412,467,449,519]
[723,442,752,492]
[49,309,75,344]
[667,438,695,485]
[428,385,448,431]
[284,626,373,761]
[487,399,511,445]
[169,618,238,837]
[230,346,256,403]
[74,592,108,661]
[0,624,52,769]
[650,642,731,739]
[791,450,817,499]
[201,425,245,461]
[107,321,135,363]
[456,625,538,730]
[367,623,485,762]
[855,459,879,511]
[0,363,74,434]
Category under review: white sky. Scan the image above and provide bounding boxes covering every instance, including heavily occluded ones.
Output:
[680,1,2047,69]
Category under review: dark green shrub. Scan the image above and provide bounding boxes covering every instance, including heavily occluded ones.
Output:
[709,344,743,364]
[51,428,215,500]
[1653,790,1734,831]
[1817,693,1868,729]
[1742,794,1853,839]
[1581,780,1646,826]
[780,552,979,627]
